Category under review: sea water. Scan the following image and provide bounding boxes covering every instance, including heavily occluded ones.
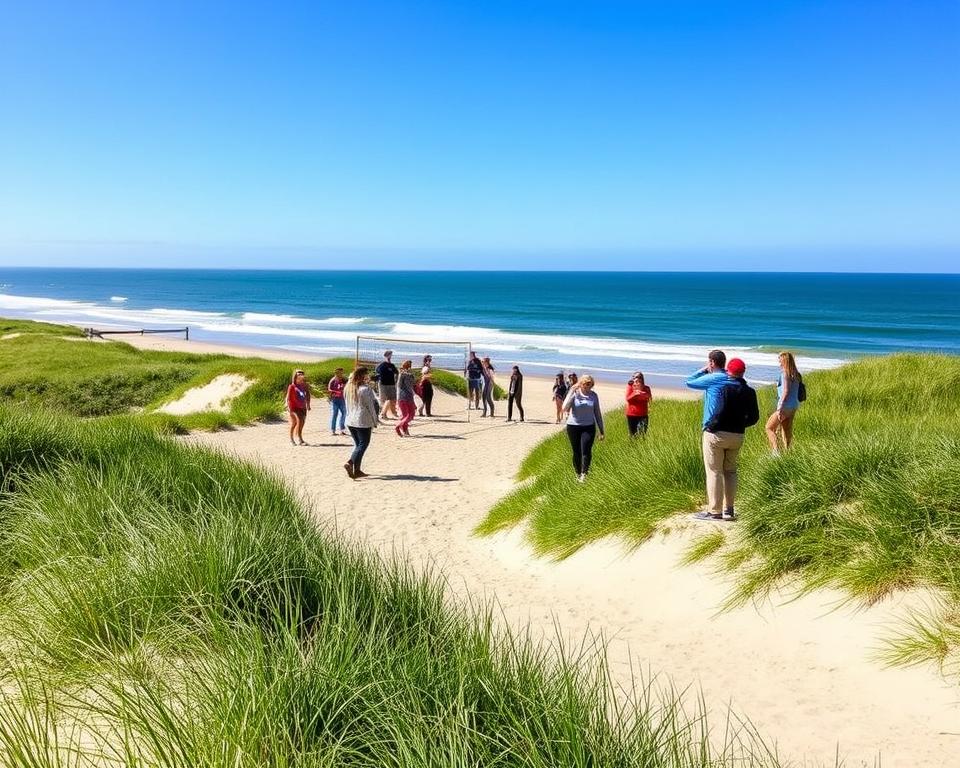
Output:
[2,268,958,386]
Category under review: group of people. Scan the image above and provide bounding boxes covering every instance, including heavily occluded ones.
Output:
[684,349,803,521]
[285,347,804,502]
[466,350,525,420]
[373,350,435,423]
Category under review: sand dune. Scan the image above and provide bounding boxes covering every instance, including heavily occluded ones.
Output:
[157,374,254,415]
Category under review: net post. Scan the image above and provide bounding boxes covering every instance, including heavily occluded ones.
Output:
[463,341,473,424]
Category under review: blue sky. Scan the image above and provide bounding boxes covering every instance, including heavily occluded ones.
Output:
[1,1,957,271]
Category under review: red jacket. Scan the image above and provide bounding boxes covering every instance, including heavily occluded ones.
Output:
[625,384,651,417]
[287,383,311,411]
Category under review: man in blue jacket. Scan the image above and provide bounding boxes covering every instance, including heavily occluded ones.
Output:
[686,350,758,521]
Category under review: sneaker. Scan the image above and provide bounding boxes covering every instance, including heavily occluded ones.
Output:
[693,511,723,521]
[343,461,355,479]
[771,449,781,458]
[576,473,586,483]
[723,509,737,521]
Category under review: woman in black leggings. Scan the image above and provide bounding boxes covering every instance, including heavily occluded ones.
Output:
[418,355,434,416]
[560,375,605,482]
[506,366,524,421]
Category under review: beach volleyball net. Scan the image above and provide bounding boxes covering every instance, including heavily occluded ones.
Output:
[355,335,474,421]
[355,335,472,374]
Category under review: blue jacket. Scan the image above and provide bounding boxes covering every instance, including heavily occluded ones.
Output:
[685,369,736,429]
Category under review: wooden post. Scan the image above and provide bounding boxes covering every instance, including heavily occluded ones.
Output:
[185,326,189,341]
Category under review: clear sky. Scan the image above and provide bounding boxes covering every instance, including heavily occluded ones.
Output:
[1,1,958,271]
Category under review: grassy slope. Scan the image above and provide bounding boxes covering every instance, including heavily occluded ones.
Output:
[0,318,501,431]
[0,407,780,766]
[479,354,960,674]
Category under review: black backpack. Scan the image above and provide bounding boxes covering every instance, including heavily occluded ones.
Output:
[706,379,760,434]
[797,374,807,403]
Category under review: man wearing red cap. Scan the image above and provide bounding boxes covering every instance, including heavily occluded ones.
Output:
[686,351,759,521]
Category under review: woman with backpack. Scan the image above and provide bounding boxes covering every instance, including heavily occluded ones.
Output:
[766,351,803,455]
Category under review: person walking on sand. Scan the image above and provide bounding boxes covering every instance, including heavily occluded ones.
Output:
[466,350,484,410]
[552,372,568,424]
[766,351,803,455]
[376,350,399,420]
[417,355,435,416]
[562,375,605,482]
[480,357,496,417]
[396,360,416,437]
[344,367,380,479]
[562,372,579,419]
[327,366,347,436]
[506,365,525,422]
[286,369,311,446]
[686,352,759,521]
[625,371,652,436]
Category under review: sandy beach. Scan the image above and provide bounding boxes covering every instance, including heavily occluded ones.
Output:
[118,334,960,766]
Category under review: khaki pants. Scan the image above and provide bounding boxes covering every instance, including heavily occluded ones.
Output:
[702,430,744,514]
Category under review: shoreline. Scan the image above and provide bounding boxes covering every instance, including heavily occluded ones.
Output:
[93,328,701,400]
[0,281,857,387]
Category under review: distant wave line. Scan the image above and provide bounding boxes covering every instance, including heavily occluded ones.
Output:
[0,291,845,371]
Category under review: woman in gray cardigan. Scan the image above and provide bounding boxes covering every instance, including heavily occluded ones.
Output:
[344,366,380,479]
[561,375,605,482]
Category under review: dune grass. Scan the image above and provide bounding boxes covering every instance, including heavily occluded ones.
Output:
[0,406,782,766]
[479,354,960,674]
[0,318,500,430]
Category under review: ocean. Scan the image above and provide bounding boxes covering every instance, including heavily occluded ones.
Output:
[2,268,959,386]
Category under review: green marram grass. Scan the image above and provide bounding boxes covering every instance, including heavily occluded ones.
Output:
[479,353,960,676]
[0,406,784,767]
[0,318,502,431]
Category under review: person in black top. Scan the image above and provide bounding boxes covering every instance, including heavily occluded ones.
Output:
[506,366,524,422]
[552,372,568,424]
[375,350,399,420]
[466,351,484,410]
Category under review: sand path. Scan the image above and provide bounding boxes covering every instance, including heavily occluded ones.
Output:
[183,374,960,767]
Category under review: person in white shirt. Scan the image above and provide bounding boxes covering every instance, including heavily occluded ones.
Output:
[344,366,380,479]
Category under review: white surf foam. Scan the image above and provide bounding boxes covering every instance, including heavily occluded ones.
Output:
[0,292,847,375]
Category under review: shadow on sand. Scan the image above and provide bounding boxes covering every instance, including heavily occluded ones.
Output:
[371,474,458,482]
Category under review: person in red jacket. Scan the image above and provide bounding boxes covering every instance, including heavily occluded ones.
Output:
[625,371,652,437]
[286,369,312,445]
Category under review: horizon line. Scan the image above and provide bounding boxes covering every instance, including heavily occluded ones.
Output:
[2,265,960,276]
